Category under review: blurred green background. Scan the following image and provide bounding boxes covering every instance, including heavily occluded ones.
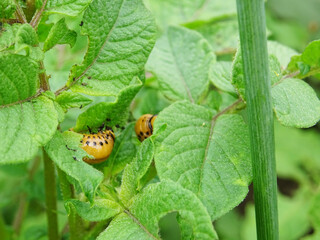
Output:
[1,0,320,239]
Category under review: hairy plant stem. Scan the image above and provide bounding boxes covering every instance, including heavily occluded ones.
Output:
[57,168,84,240]
[30,0,48,29]
[13,0,27,23]
[43,149,59,240]
[236,0,279,239]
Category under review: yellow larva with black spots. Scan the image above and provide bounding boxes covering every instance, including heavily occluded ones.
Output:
[135,114,157,141]
[80,129,115,164]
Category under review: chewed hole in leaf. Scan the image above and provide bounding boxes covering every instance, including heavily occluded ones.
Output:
[159,212,181,240]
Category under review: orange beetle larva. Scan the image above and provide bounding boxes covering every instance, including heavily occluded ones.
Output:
[80,128,115,164]
[135,114,157,141]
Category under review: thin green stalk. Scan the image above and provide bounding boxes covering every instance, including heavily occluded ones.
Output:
[57,168,84,240]
[43,149,59,240]
[236,1,279,240]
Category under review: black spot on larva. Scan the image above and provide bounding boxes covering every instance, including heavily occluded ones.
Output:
[93,142,96,146]
[142,119,144,122]
[98,136,101,139]
[105,140,108,144]
[99,142,103,146]
[83,135,85,137]
[105,134,109,139]
[93,136,95,139]
[86,141,90,145]
[146,131,149,135]
[140,131,143,136]
[80,21,83,26]
[80,140,83,143]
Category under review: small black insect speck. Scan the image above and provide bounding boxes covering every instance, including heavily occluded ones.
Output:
[80,105,83,109]
[80,21,84,26]
[106,118,111,122]
[116,124,120,128]
[81,82,88,86]
[88,76,92,79]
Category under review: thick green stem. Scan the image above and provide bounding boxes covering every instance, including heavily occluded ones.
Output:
[57,168,83,240]
[236,1,279,240]
[43,149,59,240]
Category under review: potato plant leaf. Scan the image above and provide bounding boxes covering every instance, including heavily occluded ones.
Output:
[120,137,154,206]
[44,131,103,202]
[0,96,58,164]
[0,54,39,105]
[46,0,93,16]
[146,26,215,103]
[0,0,16,18]
[74,77,142,131]
[144,0,236,29]
[43,18,77,52]
[98,181,217,239]
[154,101,252,220]
[103,123,137,177]
[65,199,122,222]
[55,91,92,111]
[209,61,236,94]
[67,0,156,97]
[272,78,320,128]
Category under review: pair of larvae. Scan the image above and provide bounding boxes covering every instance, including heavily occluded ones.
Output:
[81,114,157,164]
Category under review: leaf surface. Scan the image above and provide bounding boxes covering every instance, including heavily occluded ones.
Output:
[0,96,58,164]
[67,0,156,96]
[272,78,320,128]
[0,54,39,105]
[154,101,252,220]
[46,0,92,16]
[45,131,103,202]
[43,18,77,52]
[98,181,217,239]
[146,26,215,103]
[66,199,122,221]
[55,91,92,110]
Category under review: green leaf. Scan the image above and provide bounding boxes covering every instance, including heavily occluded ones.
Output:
[67,0,156,96]
[154,101,252,220]
[0,0,16,18]
[43,18,77,52]
[55,91,92,111]
[97,213,153,240]
[74,77,142,131]
[209,61,236,94]
[272,78,320,128]
[15,24,38,49]
[0,96,58,164]
[146,26,215,103]
[267,41,298,68]
[144,0,236,29]
[120,137,154,206]
[232,50,283,100]
[44,131,104,202]
[66,199,122,221]
[301,40,320,67]
[0,54,39,105]
[104,123,137,176]
[0,24,20,51]
[187,18,239,54]
[98,181,217,239]
[46,0,92,16]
